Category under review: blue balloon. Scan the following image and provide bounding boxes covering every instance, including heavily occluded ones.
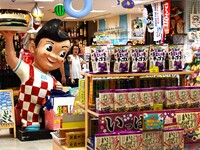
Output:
[64,0,93,18]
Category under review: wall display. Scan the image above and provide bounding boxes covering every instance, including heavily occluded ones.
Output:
[0,89,16,138]
[64,0,93,18]
[190,5,200,28]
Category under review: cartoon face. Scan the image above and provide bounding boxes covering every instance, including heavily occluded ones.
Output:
[31,3,44,25]
[33,38,70,73]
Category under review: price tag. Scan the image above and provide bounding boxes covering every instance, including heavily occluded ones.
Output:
[150,66,159,73]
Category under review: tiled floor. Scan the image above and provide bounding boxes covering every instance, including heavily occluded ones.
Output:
[0,129,52,150]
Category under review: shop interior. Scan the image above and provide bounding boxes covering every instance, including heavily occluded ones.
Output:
[0,0,200,150]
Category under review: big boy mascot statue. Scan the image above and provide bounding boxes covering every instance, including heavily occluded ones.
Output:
[0,19,71,131]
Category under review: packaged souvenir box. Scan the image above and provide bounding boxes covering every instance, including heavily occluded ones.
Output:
[142,130,163,150]
[95,133,119,150]
[97,89,114,113]
[114,89,128,112]
[119,131,142,150]
[163,128,184,150]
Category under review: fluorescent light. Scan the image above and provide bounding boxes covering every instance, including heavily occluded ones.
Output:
[64,17,77,20]
[90,10,107,13]
[35,0,54,1]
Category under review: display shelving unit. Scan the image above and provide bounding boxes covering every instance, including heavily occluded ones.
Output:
[81,70,194,149]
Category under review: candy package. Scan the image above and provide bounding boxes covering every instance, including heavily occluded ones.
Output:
[149,45,168,71]
[168,45,184,70]
[90,46,110,73]
[131,45,149,72]
[113,46,130,73]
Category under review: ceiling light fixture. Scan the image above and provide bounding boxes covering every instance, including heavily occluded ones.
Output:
[37,0,54,1]
[90,10,107,13]
[64,16,77,20]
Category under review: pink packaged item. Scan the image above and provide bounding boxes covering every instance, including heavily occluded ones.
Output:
[149,45,168,71]
[168,45,184,71]
[113,46,130,73]
[176,86,190,108]
[153,87,165,105]
[119,131,142,150]
[45,109,62,130]
[190,86,200,108]
[142,130,163,150]
[114,89,128,112]
[138,88,154,110]
[90,46,110,73]
[163,128,184,150]
[127,88,141,111]
[131,45,149,72]
[98,90,114,113]
[95,133,119,150]
[164,87,179,109]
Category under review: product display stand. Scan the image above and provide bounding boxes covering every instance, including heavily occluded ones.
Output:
[82,71,194,149]
[0,89,16,138]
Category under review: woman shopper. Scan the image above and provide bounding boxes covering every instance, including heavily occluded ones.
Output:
[68,44,86,87]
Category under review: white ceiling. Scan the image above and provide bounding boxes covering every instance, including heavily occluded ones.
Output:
[0,0,164,21]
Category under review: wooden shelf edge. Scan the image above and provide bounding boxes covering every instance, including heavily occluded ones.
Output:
[82,71,194,78]
[87,109,99,117]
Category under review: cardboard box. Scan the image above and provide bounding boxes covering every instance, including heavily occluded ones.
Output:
[62,114,85,129]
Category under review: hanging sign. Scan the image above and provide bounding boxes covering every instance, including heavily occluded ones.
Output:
[163,0,171,34]
[152,2,162,42]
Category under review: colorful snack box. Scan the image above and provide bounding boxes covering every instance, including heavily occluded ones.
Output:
[98,90,114,113]
[119,131,142,150]
[114,89,128,112]
[90,46,110,73]
[164,87,179,109]
[130,45,149,72]
[142,130,163,150]
[168,45,184,71]
[95,133,119,150]
[143,113,164,130]
[177,86,191,108]
[127,88,141,111]
[149,45,168,71]
[163,128,184,150]
[153,88,165,108]
[138,88,154,110]
[190,86,200,108]
[113,46,130,73]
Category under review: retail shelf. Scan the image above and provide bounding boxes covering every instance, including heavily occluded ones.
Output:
[82,70,194,78]
[76,101,85,109]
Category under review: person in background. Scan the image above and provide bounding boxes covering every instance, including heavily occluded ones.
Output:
[60,53,70,86]
[68,44,86,87]
[126,40,133,46]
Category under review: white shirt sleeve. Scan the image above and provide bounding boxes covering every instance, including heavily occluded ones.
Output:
[12,59,30,83]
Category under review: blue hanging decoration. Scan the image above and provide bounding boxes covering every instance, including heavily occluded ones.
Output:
[64,0,93,18]
[121,0,134,9]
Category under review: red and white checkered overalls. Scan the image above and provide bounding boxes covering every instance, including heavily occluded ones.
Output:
[17,65,56,128]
